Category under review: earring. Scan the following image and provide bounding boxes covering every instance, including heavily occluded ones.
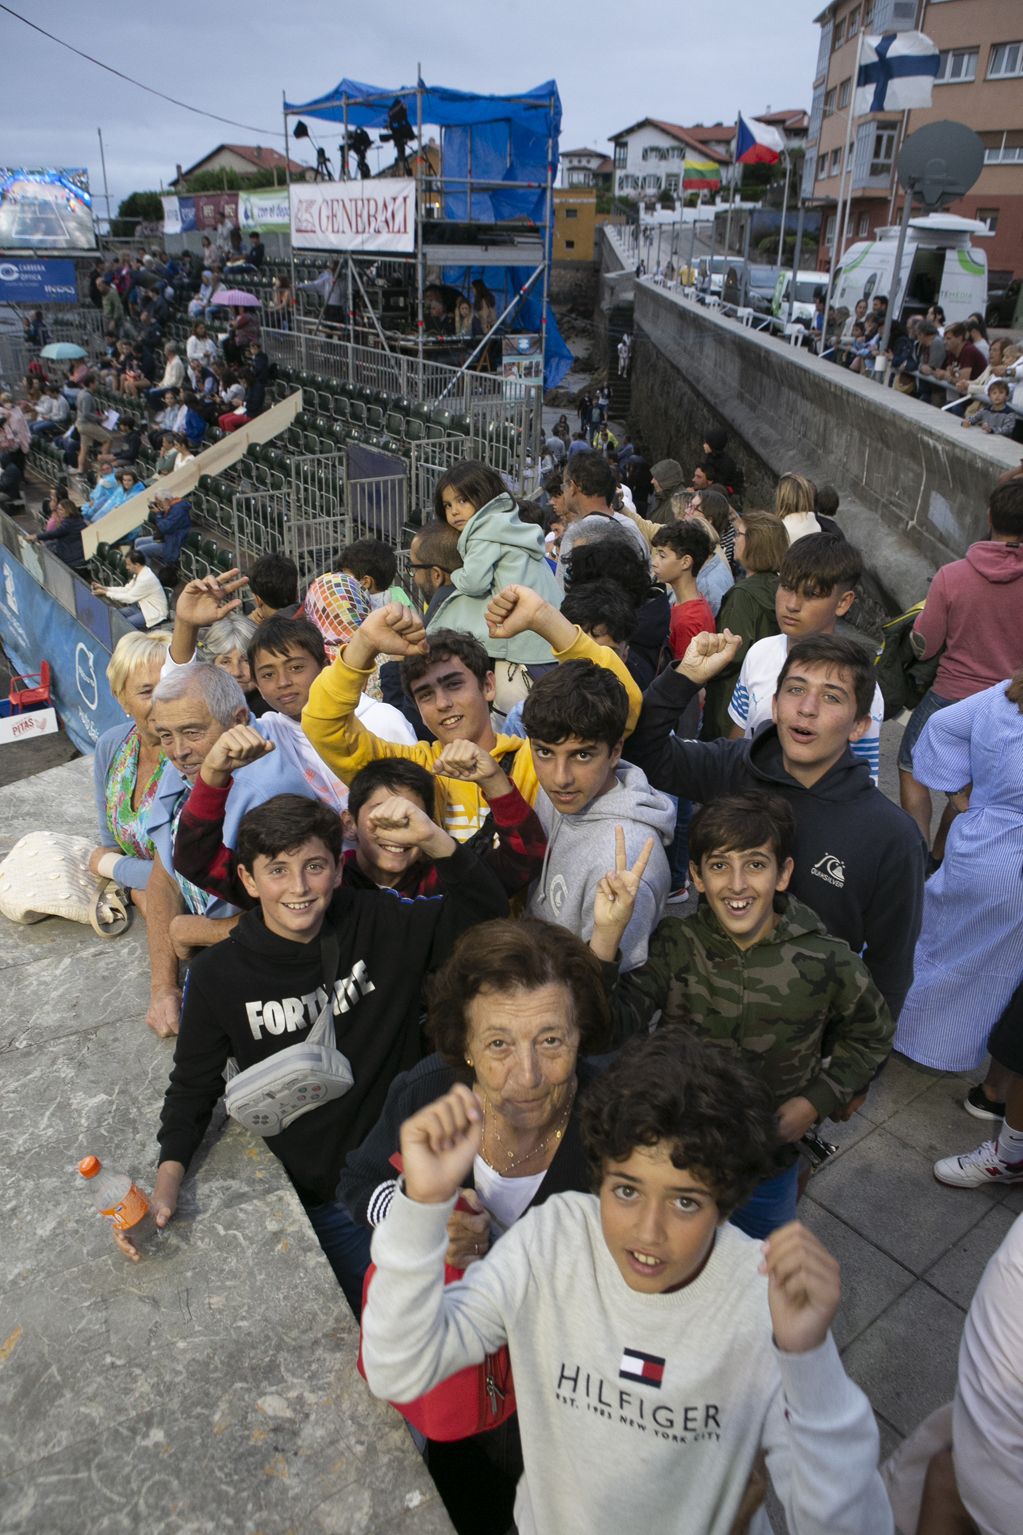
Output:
[465,1056,473,1068]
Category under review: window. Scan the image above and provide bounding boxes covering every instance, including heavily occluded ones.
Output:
[830,147,843,175]
[838,78,851,109]
[982,130,1023,164]
[824,87,836,117]
[614,143,627,168]
[642,174,661,191]
[825,215,836,244]
[988,41,1023,79]
[936,48,978,83]
[833,16,846,48]
[858,212,870,236]
[847,6,860,32]
[870,122,898,175]
[665,172,680,191]
[564,239,575,250]
[565,207,578,219]
[976,208,999,234]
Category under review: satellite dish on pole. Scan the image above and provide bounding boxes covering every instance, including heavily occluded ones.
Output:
[896,120,985,209]
[874,120,986,360]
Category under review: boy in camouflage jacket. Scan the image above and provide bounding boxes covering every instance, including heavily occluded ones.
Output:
[591,792,893,1237]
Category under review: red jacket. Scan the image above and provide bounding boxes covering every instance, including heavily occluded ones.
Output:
[913,540,1023,700]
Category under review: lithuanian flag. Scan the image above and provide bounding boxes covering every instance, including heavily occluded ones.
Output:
[682,159,721,192]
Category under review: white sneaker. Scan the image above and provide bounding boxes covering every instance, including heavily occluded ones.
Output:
[934,1141,1023,1188]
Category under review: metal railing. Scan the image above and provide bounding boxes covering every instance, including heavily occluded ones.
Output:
[260,325,541,487]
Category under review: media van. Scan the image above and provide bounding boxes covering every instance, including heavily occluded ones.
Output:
[831,214,989,326]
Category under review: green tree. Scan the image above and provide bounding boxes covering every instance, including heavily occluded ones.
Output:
[112,190,163,238]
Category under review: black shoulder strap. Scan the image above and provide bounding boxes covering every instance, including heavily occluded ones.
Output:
[320,926,341,994]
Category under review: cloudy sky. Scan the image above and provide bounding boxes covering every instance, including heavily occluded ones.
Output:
[2,0,818,212]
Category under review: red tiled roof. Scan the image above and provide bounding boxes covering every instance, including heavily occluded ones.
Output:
[178,143,306,180]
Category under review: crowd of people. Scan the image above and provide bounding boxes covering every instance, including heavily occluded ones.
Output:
[8,287,1023,1530]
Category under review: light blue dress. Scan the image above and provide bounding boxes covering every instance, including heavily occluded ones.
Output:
[894,681,1023,1072]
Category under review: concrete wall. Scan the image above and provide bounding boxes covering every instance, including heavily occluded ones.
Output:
[619,253,1020,607]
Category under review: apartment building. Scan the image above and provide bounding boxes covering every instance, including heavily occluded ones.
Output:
[804,0,1023,276]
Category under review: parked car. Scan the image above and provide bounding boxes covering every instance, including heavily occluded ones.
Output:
[986,276,1022,329]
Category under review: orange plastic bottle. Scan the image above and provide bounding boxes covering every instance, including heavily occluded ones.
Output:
[78,1155,150,1231]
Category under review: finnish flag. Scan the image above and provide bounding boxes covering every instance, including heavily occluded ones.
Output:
[854,31,939,116]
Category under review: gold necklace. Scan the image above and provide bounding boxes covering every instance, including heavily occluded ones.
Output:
[481,1083,576,1176]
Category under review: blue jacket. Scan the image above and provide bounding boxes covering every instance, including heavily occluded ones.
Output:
[149,720,320,917]
[151,499,192,563]
[92,720,167,890]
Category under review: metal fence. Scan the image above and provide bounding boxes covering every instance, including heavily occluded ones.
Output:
[260,325,541,485]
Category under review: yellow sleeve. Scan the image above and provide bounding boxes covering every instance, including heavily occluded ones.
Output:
[618,504,659,546]
[553,624,643,735]
[301,655,438,783]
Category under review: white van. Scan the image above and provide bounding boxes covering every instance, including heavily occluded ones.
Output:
[831,214,989,326]
[771,270,823,324]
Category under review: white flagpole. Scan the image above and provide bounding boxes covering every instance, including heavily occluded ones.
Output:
[723,113,740,258]
[776,150,791,267]
[820,26,866,350]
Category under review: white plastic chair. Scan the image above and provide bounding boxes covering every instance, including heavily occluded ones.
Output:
[784,323,804,347]
[736,307,754,327]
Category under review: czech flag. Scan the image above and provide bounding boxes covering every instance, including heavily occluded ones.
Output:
[735,114,784,166]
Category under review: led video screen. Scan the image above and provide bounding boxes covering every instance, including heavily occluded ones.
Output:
[0,168,96,252]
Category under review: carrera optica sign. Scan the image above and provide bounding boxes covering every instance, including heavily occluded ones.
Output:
[0,258,78,304]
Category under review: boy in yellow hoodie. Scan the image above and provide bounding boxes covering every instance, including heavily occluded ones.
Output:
[302,585,642,844]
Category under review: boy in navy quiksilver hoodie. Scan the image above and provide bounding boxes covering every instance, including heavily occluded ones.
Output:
[627,630,925,1019]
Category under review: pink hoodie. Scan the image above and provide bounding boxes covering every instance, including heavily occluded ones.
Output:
[914,541,1023,699]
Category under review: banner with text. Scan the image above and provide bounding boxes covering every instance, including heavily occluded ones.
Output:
[0,257,78,304]
[0,548,125,754]
[290,178,416,253]
[239,188,291,233]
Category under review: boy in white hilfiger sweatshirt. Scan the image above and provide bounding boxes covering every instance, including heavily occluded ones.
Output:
[362,1027,893,1535]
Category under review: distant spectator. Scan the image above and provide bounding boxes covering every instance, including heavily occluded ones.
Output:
[92,549,169,632]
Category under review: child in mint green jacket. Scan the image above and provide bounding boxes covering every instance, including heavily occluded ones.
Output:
[429,460,564,717]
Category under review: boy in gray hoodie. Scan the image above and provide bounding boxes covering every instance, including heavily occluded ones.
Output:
[521,660,673,969]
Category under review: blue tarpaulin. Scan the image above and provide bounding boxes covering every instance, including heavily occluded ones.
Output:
[284,78,571,389]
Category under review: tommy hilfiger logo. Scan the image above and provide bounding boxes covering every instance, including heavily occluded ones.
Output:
[811,853,846,889]
[619,1348,665,1388]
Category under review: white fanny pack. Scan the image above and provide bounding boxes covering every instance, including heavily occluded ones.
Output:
[224,931,354,1138]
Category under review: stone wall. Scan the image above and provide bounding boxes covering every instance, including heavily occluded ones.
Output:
[612,244,1020,608]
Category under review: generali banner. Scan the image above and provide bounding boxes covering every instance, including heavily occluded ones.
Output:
[289,178,416,253]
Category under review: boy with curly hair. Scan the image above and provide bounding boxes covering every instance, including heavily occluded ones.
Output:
[362,1027,891,1535]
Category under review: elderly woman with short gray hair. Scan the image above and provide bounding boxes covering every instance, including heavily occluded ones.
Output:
[199,612,269,716]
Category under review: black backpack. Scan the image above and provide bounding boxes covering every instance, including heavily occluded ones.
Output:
[874,603,941,720]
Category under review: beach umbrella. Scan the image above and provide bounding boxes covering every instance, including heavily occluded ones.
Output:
[40,342,87,360]
[208,290,261,308]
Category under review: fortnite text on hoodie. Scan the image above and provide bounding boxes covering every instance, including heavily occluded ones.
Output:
[157,843,508,1207]
[628,642,924,1018]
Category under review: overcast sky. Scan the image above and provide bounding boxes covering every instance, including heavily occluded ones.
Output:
[2,0,818,212]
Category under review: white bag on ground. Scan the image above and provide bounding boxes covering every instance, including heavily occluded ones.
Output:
[0,831,130,938]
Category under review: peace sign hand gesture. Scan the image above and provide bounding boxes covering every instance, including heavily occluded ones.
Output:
[590,827,655,961]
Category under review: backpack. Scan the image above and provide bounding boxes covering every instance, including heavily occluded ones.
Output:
[874,603,942,720]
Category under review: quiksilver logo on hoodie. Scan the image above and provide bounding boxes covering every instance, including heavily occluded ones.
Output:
[811,854,846,889]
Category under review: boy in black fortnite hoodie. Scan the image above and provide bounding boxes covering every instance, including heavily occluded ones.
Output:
[627,630,924,1020]
[118,792,507,1311]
